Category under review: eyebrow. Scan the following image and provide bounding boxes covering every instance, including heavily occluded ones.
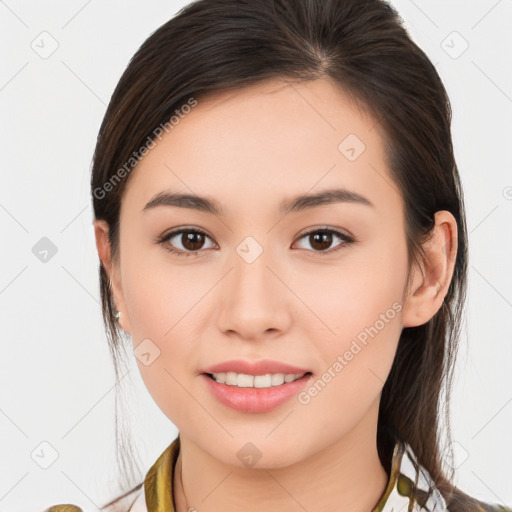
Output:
[142,188,374,216]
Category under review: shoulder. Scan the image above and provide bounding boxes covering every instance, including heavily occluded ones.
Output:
[43,482,144,512]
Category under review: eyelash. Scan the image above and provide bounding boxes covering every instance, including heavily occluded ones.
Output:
[155,226,355,258]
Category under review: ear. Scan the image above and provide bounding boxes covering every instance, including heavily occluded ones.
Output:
[401,210,458,328]
[93,219,132,335]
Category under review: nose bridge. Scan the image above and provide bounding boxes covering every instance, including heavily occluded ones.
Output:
[231,235,278,305]
[216,235,292,337]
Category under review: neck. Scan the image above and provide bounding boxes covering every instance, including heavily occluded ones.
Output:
[173,403,388,512]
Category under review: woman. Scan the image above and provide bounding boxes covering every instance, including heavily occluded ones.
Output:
[46,0,511,510]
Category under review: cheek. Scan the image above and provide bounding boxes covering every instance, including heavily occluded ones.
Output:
[297,297,403,436]
[121,232,209,342]
[297,235,408,342]
[125,266,201,426]
[119,240,203,407]
[297,236,407,408]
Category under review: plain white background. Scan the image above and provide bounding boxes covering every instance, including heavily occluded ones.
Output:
[0,0,511,510]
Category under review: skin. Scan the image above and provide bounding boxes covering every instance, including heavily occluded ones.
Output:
[94,77,457,512]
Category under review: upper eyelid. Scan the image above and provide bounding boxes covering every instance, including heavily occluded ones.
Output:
[295,226,352,239]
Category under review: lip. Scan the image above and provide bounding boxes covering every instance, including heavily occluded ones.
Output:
[201,359,311,376]
[202,373,313,413]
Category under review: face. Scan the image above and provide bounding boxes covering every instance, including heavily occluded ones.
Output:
[100,78,418,468]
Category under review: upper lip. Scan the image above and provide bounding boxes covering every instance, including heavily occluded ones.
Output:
[202,359,312,376]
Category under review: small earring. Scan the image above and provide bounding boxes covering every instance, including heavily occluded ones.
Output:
[114,311,122,322]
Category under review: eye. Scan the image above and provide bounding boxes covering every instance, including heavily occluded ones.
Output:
[293,227,354,255]
[156,226,355,258]
[156,228,217,257]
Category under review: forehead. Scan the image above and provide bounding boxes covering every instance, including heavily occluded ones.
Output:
[121,77,401,219]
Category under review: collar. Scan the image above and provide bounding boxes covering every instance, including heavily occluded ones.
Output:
[132,435,448,512]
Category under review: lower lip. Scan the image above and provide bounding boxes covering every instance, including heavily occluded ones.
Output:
[202,373,312,413]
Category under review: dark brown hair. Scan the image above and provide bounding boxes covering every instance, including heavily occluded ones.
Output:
[91,0,499,509]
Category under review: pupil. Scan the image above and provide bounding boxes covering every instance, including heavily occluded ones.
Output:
[183,232,204,251]
[311,232,332,250]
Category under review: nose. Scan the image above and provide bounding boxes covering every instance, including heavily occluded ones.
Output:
[216,244,293,341]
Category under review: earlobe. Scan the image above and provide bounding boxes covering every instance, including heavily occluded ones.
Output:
[93,220,131,335]
[401,211,458,328]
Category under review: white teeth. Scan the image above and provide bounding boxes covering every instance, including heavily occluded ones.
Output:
[211,372,306,388]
